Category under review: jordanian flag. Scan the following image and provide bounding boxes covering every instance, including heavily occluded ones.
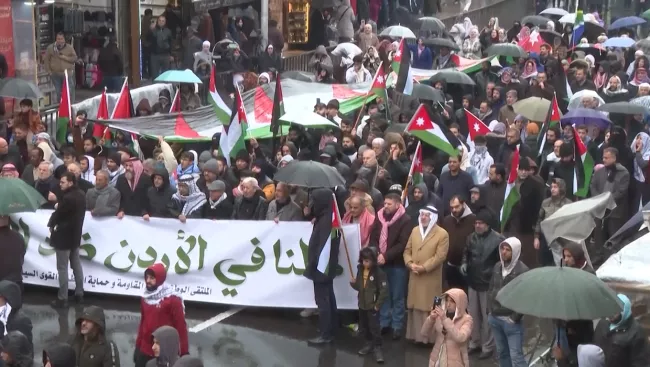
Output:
[403,141,423,206]
[465,108,491,149]
[405,104,459,156]
[368,62,390,113]
[538,94,562,156]
[393,38,414,95]
[500,146,521,232]
[317,194,342,275]
[56,70,72,145]
[219,88,248,166]
[573,126,594,198]
[209,62,232,124]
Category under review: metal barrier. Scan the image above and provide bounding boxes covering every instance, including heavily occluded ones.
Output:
[41,105,59,139]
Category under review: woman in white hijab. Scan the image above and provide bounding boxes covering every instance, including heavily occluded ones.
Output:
[34,133,63,169]
[404,205,449,344]
[80,155,96,184]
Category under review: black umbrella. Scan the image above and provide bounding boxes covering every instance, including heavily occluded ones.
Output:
[606,201,650,249]
[394,6,418,29]
[0,78,43,99]
[274,161,346,188]
[598,102,648,115]
[430,70,476,85]
[539,29,564,46]
[522,15,552,27]
[416,16,446,37]
[422,37,459,51]
[281,71,314,82]
[486,43,527,58]
[411,84,445,102]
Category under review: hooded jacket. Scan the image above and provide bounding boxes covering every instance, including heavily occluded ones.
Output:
[322,145,352,184]
[69,306,120,367]
[487,237,529,322]
[590,163,630,219]
[1,331,32,367]
[594,294,650,367]
[535,178,572,237]
[0,281,32,347]
[304,189,340,283]
[136,264,189,357]
[441,204,476,266]
[43,344,76,367]
[462,229,504,292]
[0,226,26,285]
[145,326,180,367]
[577,345,605,367]
[172,356,203,367]
[146,166,175,218]
[421,288,472,367]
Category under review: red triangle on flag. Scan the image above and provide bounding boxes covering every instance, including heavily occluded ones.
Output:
[333,84,364,99]
[550,96,561,123]
[393,39,404,64]
[58,71,71,120]
[507,147,520,184]
[370,67,387,90]
[465,109,491,141]
[209,62,217,94]
[174,115,200,138]
[253,86,272,123]
[93,89,110,139]
[111,80,133,119]
[572,126,588,156]
[331,195,341,229]
[406,105,434,131]
[171,90,182,113]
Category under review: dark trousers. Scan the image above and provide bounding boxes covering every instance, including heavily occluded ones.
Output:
[150,54,171,80]
[103,76,123,93]
[314,281,338,339]
[359,309,382,346]
[444,263,467,292]
[142,46,151,78]
[134,349,154,367]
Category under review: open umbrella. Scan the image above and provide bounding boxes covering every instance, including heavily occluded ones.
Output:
[539,29,564,46]
[512,97,551,122]
[281,71,314,82]
[559,12,599,24]
[560,108,611,130]
[411,84,445,102]
[0,178,46,215]
[496,266,623,320]
[279,111,339,129]
[643,8,650,20]
[0,78,43,99]
[603,37,636,48]
[155,69,203,84]
[605,201,650,249]
[636,38,650,54]
[422,37,459,50]
[631,96,650,110]
[540,8,569,17]
[274,161,346,188]
[379,25,416,39]
[416,17,446,37]
[486,43,527,58]
[429,70,475,85]
[522,15,551,27]
[598,102,648,115]
[568,90,605,110]
[609,16,646,30]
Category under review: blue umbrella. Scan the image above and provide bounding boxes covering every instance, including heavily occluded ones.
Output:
[603,36,635,48]
[609,16,646,30]
[560,108,611,130]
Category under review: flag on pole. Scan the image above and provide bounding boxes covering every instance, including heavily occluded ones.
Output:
[537,95,562,156]
[405,104,460,156]
[317,194,342,275]
[500,145,520,232]
[403,141,423,207]
[573,126,594,198]
[56,69,72,145]
[111,78,143,159]
[393,38,414,95]
[465,109,491,149]
[209,62,232,123]
[218,88,248,165]
[572,10,585,47]
[92,87,112,144]
[368,62,390,112]
[270,72,284,136]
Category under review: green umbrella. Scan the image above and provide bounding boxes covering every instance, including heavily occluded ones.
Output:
[154,69,203,84]
[496,266,623,320]
[512,97,552,122]
[0,178,46,215]
[642,8,650,19]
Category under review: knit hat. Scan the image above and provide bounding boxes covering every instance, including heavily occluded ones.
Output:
[493,122,507,134]
[475,209,493,226]
[349,180,369,193]
[198,150,212,169]
[387,184,403,196]
[203,159,219,175]
[235,150,250,165]
[108,152,121,166]
[207,180,226,192]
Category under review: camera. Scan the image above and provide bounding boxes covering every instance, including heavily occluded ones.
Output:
[433,296,442,307]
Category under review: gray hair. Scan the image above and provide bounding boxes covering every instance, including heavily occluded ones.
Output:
[143,158,156,170]
[96,169,110,179]
[372,137,385,148]
[39,161,54,174]
[242,176,259,188]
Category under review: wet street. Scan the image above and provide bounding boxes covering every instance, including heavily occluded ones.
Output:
[23,286,553,367]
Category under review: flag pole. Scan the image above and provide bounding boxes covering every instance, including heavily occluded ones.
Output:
[352,61,383,133]
[332,193,354,275]
[401,141,420,204]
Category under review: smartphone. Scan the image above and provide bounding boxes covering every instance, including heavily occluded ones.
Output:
[433,296,442,307]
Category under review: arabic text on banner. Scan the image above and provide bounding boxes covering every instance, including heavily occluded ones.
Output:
[12,211,361,309]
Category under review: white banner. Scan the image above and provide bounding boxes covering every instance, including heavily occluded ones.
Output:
[11,211,361,309]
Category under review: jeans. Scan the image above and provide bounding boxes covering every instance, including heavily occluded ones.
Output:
[313,281,338,339]
[468,288,494,353]
[379,266,407,331]
[488,315,527,367]
[56,247,84,301]
[51,73,75,103]
[150,54,171,80]
[103,76,123,93]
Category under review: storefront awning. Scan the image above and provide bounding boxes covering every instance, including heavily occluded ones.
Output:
[192,0,254,11]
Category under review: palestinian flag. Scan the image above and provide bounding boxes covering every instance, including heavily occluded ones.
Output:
[465,108,491,149]
[270,72,284,136]
[209,62,232,124]
[317,194,342,275]
[111,79,143,159]
[500,145,521,232]
[218,88,248,166]
[369,62,390,113]
[393,38,414,95]
[92,88,112,145]
[413,55,497,81]
[170,91,200,138]
[537,95,562,156]
[56,70,72,145]
[403,141,423,206]
[573,126,594,198]
[405,104,459,156]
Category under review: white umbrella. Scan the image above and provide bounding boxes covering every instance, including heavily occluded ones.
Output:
[279,111,340,129]
[540,8,569,16]
[379,25,416,39]
[330,42,363,57]
[568,90,606,110]
[558,12,598,24]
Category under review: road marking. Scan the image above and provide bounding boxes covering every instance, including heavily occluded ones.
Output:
[189,307,244,333]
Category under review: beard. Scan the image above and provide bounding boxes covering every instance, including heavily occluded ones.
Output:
[146,284,158,292]
[125,171,133,181]
[342,145,356,155]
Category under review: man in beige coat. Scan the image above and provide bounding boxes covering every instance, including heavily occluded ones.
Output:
[44,32,77,102]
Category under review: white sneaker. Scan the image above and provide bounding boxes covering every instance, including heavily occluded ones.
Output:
[300,308,318,317]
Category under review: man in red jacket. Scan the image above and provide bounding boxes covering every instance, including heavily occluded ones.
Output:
[134,263,188,367]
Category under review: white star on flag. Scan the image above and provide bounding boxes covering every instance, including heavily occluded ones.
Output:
[413,157,420,166]
[416,117,424,126]
[266,113,272,119]
[239,104,245,112]
[376,75,384,85]
[529,31,539,45]
[395,50,402,58]
[474,123,480,132]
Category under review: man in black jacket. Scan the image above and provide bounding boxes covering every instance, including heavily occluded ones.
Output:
[0,217,26,293]
[116,158,152,219]
[0,280,32,346]
[201,180,233,220]
[145,166,174,219]
[48,172,86,308]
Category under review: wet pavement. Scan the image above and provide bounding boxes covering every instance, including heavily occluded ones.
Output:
[23,286,553,367]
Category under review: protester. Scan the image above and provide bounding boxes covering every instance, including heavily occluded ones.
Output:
[231,177,268,220]
[149,16,173,79]
[146,326,180,367]
[0,214,26,292]
[169,174,206,221]
[441,196,475,291]
[266,182,303,221]
[44,32,77,102]
[343,195,375,247]
[0,281,32,345]
[0,331,33,367]
[534,178,572,266]
[116,158,152,219]
[201,180,233,220]
[69,306,120,367]
[590,148,630,242]
[42,344,76,367]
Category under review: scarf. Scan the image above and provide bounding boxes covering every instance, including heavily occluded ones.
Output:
[521,60,538,79]
[517,26,530,41]
[435,54,451,69]
[209,192,228,209]
[319,136,337,151]
[108,166,125,186]
[376,205,406,253]
[418,210,438,239]
[343,208,375,247]
[143,283,185,311]
[632,132,650,182]
[82,156,96,184]
[459,146,471,171]
[470,146,490,178]
[603,76,628,96]
[594,72,608,90]
[631,69,650,86]
[0,303,11,335]
[172,175,207,216]
[127,160,144,191]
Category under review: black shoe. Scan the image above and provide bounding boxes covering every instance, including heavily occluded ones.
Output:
[373,347,385,363]
[50,299,68,309]
[357,344,373,355]
[380,327,391,335]
[468,346,481,355]
[74,295,84,304]
[391,330,402,340]
[478,351,493,360]
[307,337,333,345]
